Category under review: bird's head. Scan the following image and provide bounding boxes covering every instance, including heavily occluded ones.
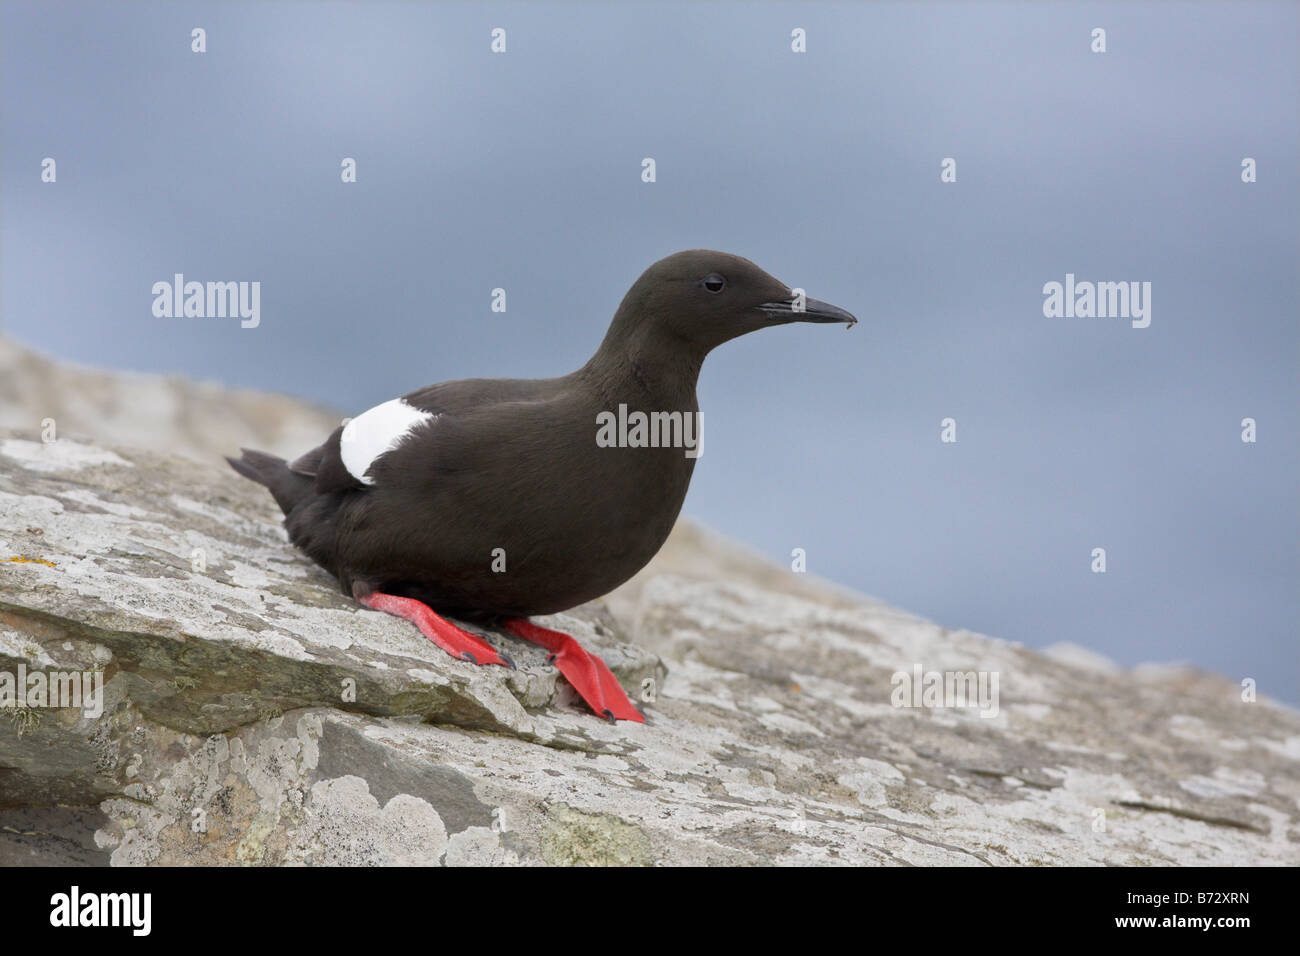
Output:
[613,249,857,355]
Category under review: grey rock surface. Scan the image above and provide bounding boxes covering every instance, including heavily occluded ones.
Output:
[1,333,1296,865]
[2,429,1297,865]
[0,334,342,462]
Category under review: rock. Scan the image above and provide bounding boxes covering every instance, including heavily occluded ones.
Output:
[0,433,662,774]
[0,334,342,462]
[2,431,1297,866]
[0,333,1297,866]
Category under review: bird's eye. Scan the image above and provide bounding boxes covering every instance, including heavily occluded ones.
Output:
[702,274,726,293]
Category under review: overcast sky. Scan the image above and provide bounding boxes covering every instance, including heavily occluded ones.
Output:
[3,1,1296,701]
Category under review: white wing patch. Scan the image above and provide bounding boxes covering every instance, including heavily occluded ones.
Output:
[339,398,435,485]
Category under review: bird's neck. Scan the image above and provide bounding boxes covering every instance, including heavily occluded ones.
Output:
[580,322,704,410]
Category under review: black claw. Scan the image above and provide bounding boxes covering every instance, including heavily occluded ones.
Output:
[603,709,617,725]
[546,653,557,666]
[462,651,478,665]
[500,653,516,670]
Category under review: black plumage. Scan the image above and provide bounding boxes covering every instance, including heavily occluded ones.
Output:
[230,250,856,623]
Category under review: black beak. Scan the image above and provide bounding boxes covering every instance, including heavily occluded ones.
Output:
[757,296,858,328]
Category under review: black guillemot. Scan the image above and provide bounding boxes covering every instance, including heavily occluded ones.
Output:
[228,250,857,722]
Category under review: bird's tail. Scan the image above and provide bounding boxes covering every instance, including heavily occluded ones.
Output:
[225,448,314,517]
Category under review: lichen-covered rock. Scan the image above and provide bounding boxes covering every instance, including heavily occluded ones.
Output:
[0,432,663,799]
[1,430,1297,866]
[0,334,342,463]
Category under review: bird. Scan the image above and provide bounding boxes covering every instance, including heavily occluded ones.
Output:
[228,250,856,723]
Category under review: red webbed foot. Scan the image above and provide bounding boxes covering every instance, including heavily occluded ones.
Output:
[360,592,515,668]
[502,618,645,723]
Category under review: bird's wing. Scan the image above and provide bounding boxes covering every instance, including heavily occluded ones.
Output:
[287,424,363,494]
[289,399,437,493]
[289,378,553,495]
[287,444,326,476]
[402,376,554,414]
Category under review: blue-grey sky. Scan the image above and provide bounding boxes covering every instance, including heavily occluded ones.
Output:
[3,1,1296,701]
